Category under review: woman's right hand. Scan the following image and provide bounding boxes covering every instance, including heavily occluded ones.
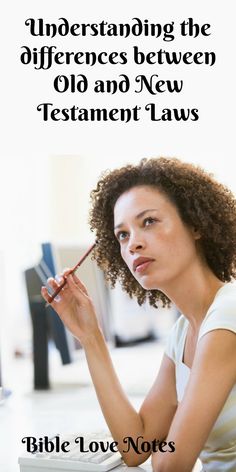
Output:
[41,271,102,346]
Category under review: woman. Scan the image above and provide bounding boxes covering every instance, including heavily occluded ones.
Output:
[42,157,236,471]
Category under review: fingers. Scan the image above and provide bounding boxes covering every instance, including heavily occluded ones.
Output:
[65,274,90,302]
[62,268,72,277]
[47,276,60,292]
[41,285,61,305]
[41,275,65,305]
[40,269,89,306]
[55,274,64,284]
[41,286,49,302]
[71,273,89,296]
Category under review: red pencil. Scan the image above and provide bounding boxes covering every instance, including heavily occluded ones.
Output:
[45,242,96,306]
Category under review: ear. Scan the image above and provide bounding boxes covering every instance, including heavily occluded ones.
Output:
[191,227,201,240]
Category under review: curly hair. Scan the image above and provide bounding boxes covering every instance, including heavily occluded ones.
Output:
[89,157,236,307]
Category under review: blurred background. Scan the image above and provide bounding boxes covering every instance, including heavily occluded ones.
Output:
[0,148,235,379]
[0,153,180,390]
[0,1,235,471]
[0,148,235,375]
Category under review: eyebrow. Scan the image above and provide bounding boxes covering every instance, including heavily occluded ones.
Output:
[114,209,158,230]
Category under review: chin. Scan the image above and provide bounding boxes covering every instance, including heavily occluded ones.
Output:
[137,276,158,291]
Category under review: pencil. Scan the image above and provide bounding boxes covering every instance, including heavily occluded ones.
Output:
[45,242,96,306]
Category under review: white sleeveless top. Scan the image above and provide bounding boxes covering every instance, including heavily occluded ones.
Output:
[165,283,236,471]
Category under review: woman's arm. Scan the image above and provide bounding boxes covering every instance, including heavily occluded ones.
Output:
[84,333,177,466]
[41,272,177,466]
[152,328,236,472]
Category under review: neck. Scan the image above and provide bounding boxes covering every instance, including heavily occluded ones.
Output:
[159,263,225,331]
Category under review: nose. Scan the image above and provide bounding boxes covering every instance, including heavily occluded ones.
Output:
[128,232,145,254]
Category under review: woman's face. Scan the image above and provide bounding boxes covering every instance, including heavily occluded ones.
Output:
[113,185,201,291]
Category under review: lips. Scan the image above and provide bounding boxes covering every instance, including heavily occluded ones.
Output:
[133,257,155,272]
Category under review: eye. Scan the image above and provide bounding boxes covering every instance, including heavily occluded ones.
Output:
[116,231,129,242]
[143,217,157,226]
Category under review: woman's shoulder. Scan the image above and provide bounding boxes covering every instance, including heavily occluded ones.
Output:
[164,314,188,363]
[167,313,188,342]
[199,282,236,340]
